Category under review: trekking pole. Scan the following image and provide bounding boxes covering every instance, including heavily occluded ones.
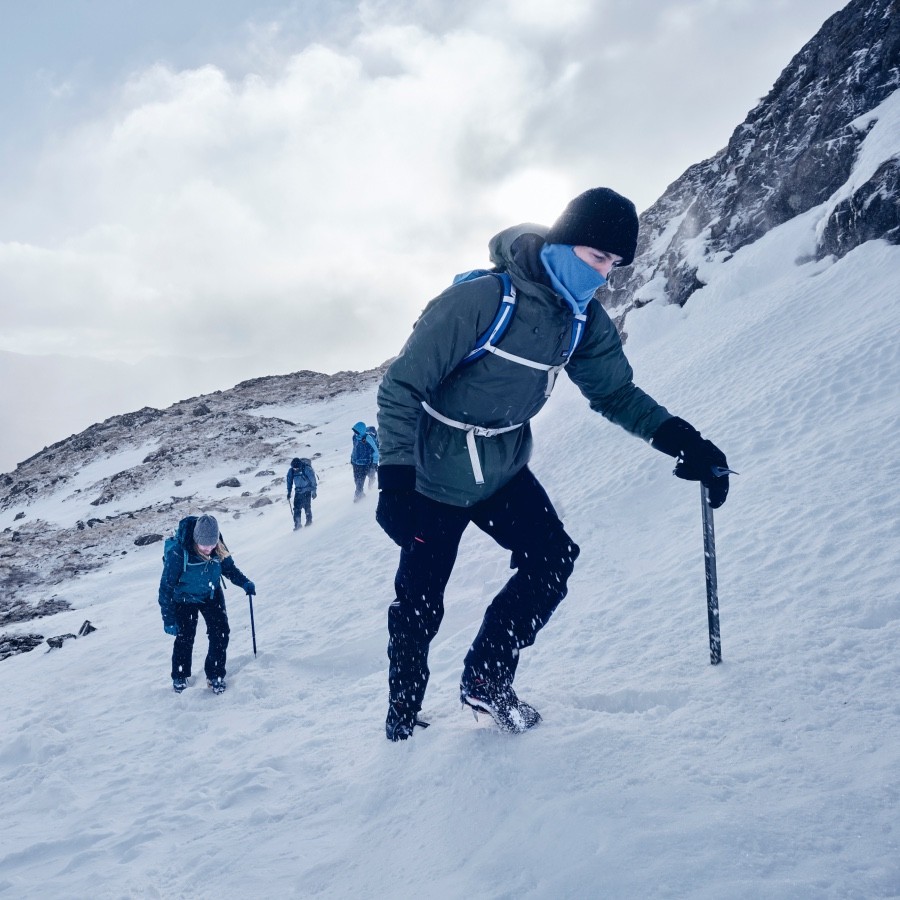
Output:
[286,496,294,521]
[248,595,258,657]
[700,483,722,665]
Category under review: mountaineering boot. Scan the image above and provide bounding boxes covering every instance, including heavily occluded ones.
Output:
[385,701,431,741]
[208,677,227,694]
[460,675,542,734]
[173,677,188,693]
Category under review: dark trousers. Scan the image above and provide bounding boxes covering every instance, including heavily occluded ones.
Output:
[387,467,580,711]
[171,592,230,680]
[292,491,312,526]
[352,464,369,498]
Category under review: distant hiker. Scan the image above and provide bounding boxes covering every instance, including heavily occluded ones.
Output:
[350,421,379,501]
[376,187,732,740]
[157,514,256,694]
[287,457,318,529]
[365,425,380,489]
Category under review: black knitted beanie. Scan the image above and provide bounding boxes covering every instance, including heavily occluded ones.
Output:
[545,187,639,266]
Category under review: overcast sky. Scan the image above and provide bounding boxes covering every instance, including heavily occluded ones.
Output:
[0,0,847,378]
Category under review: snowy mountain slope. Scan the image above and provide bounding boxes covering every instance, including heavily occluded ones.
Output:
[0,367,386,632]
[1,179,899,898]
[2,3,900,890]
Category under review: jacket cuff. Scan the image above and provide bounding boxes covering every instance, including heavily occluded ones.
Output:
[650,416,699,458]
[377,464,416,492]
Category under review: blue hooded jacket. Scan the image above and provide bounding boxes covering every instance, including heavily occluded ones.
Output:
[157,516,250,629]
[350,421,379,466]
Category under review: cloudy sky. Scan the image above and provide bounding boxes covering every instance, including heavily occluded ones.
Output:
[0,0,847,379]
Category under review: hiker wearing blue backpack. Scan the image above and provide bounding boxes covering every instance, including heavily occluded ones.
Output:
[350,421,379,501]
[157,514,256,694]
[376,187,731,740]
[287,457,318,529]
[365,425,380,489]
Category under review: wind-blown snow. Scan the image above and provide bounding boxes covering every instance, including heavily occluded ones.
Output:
[2,204,899,898]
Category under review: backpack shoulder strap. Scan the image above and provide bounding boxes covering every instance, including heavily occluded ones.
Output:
[163,535,189,574]
[453,271,516,367]
[564,312,588,359]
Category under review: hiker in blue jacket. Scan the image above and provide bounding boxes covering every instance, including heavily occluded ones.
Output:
[376,187,732,740]
[350,421,379,501]
[157,514,256,694]
[287,457,318,529]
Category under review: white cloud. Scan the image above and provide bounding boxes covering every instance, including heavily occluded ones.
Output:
[0,0,847,378]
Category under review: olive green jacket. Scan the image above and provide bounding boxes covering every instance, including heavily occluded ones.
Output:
[376,224,672,507]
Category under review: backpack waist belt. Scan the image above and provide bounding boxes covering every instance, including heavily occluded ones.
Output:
[421,401,523,485]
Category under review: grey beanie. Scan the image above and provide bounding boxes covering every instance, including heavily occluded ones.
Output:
[194,514,219,546]
[545,187,639,266]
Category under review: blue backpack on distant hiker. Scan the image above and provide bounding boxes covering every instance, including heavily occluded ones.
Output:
[351,423,378,466]
[288,458,317,495]
[451,269,587,368]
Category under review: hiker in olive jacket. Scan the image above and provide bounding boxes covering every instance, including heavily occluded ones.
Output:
[376,187,732,741]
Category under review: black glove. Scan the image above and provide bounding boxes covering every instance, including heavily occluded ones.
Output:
[244,581,256,596]
[375,465,418,547]
[651,417,732,509]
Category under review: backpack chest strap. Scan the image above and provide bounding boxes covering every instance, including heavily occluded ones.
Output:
[477,311,587,397]
[421,401,523,485]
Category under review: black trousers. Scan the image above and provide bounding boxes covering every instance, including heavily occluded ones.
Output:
[171,592,230,680]
[292,491,312,525]
[387,467,580,711]
[352,464,369,498]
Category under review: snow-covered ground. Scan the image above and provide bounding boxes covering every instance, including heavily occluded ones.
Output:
[3,118,900,895]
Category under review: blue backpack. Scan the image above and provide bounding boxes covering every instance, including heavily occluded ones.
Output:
[451,270,585,367]
[292,462,316,493]
[163,535,188,574]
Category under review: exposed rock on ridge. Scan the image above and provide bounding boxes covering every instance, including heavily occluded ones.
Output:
[607,0,900,324]
[0,365,386,642]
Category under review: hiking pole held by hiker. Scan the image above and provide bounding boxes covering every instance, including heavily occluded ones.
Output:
[248,593,258,657]
[698,464,736,665]
[700,483,722,665]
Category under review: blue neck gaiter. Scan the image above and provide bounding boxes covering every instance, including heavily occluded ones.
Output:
[540,243,606,314]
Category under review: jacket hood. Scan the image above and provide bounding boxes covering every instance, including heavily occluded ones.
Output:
[352,421,367,436]
[487,224,561,304]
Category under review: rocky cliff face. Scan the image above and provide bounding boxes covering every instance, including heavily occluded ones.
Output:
[606,0,900,325]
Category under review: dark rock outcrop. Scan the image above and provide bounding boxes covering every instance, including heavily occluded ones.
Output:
[608,0,900,325]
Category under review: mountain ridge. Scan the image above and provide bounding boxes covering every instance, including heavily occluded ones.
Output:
[606,0,900,326]
[0,365,386,639]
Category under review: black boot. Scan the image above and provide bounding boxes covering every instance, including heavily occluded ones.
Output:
[460,674,541,733]
[385,701,430,741]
